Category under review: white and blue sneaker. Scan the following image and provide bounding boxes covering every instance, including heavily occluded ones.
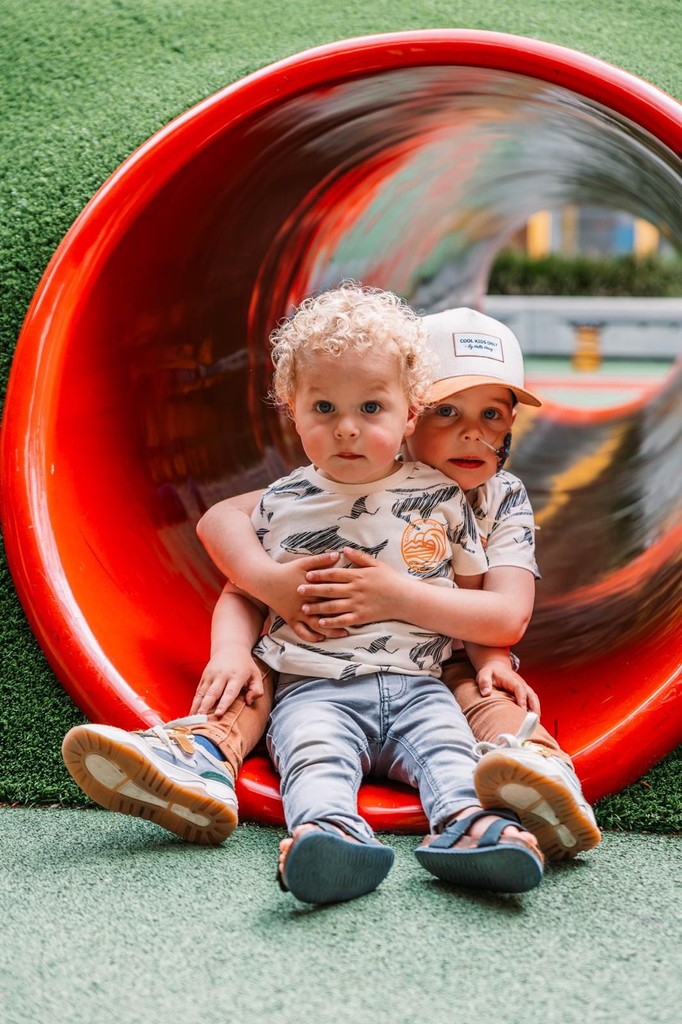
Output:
[62,716,238,844]
[472,713,602,861]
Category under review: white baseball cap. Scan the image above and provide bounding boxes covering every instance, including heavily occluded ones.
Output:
[424,307,542,407]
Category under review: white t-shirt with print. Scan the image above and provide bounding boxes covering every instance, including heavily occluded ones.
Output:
[468,469,540,578]
[252,461,488,682]
[444,469,540,660]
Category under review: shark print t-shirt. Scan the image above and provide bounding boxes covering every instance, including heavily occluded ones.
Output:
[468,470,540,579]
[444,470,541,659]
[252,461,488,682]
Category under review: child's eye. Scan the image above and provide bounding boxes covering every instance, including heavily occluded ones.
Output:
[314,400,334,414]
[435,404,456,418]
[361,401,381,414]
[482,408,501,421]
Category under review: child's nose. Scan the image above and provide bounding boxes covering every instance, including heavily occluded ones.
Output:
[334,415,359,438]
[457,419,476,440]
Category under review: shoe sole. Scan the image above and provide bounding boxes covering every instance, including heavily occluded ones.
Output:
[62,727,238,845]
[415,841,543,893]
[474,751,602,860]
[282,831,394,904]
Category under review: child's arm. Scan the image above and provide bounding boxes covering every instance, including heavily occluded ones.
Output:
[463,641,541,713]
[298,549,535,647]
[197,495,345,641]
[298,551,538,709]
[452,573,539,709]
[190,583,268,717]
[196,490,264,580]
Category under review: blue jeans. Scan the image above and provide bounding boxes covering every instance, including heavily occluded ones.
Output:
[267,672,479,840]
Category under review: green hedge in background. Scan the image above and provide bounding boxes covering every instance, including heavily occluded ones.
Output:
[489,250,682,296]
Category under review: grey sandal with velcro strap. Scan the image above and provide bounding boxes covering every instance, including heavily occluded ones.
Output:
[414,808,544,893]
[278,819,395,904]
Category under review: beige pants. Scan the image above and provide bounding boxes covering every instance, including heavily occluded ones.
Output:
[442,656,573,768]
[189,660,274,778]
[188,656,573,776]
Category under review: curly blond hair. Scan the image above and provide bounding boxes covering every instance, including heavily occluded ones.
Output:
[270,284,433,411]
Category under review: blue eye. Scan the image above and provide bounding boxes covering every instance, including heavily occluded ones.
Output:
[314,400,334,414]
[482,408,500,420]
[362,401,381,414]
[435,404,456,418]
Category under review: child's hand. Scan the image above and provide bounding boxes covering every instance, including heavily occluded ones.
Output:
[268,553,351,642]
[476,660,541,714]
[298,547,405,628]
[191,645,265,717]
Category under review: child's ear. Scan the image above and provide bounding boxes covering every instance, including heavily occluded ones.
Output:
[403,406,419,438]
[511,405,518,425]
[287,401,299,430]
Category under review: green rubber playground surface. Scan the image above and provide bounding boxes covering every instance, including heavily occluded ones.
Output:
[2,808,682,1024]
[1,3,681,1023]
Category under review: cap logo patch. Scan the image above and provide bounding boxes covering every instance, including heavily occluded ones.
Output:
[453,331,504,362]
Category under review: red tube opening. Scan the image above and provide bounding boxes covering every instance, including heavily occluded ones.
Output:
[2,31,681,827]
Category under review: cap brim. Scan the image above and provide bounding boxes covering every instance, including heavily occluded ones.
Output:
[427,375,542,408]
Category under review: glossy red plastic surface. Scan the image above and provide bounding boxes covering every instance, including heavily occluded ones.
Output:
[2,31,681,829]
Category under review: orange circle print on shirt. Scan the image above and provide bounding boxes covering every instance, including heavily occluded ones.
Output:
[401,518,449,573]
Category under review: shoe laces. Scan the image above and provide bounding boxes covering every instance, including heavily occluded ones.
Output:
[141,715,208,761]
[472,711,539,759]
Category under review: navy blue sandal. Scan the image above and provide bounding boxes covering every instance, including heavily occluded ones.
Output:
[414,808,544,893]
[278,820,395,904]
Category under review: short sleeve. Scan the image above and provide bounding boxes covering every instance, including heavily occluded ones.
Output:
[473,472,540,578]
[249,466,305,555]
[250,489,272,550]
[444,482,489,576]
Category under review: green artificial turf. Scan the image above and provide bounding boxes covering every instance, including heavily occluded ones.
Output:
[1,0,680,830]
[3,810,682,1024]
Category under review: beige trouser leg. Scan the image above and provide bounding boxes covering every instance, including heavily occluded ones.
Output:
[187,660,275,779]
[442,658,574,769]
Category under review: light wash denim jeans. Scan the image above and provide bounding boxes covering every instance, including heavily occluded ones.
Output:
[267,672,479,840]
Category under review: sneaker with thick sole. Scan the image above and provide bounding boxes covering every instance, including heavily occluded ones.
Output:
[473,713,602,861]
[62,716,238,844]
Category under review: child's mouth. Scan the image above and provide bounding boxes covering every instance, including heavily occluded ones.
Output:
[449,458,485,469]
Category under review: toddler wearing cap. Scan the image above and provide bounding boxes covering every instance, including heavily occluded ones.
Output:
[394,307,601,860]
